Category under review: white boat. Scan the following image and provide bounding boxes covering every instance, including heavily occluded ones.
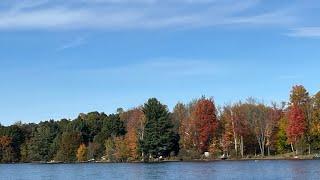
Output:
[220,154,228,160]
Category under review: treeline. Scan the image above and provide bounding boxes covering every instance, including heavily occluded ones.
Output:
[0,85,320,163]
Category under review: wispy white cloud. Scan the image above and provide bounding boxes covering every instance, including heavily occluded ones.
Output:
[0,0,296,30]
[10,0,49,12]
[57,36,87,51]
[287,27,320,37]
[230,10,296,25]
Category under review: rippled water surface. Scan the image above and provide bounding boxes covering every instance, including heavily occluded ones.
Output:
[1,160,319,180]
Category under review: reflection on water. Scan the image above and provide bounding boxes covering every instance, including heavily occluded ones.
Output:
[0,160,319,180]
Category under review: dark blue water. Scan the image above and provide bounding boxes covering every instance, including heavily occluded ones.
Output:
[0,160,319,180]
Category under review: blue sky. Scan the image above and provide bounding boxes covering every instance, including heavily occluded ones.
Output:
[1,0,320,125]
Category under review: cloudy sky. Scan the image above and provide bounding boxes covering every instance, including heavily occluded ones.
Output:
[1,0,320,125]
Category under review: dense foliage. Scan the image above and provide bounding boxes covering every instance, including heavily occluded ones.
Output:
[139,98,179,160]
[1,85,320,163]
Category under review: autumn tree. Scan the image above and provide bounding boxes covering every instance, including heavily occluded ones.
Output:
[277,116,290,153]
[87,142,100,160]
[91,113,126,159]
[172,103,187,134]
[230,103,249,157]
[241,99,280,157]
[172,103,189,150]
[105,138,116,162]
[192,97,217,153]
[220,106,234,156]
[246,101,268,156]
[289,85,312,153]
[265,103,282,156]
[286,104,306,155]
[76,144,88,162]
[0,136,15,163]
[122,108,144,160]
[104,137,129,162]
[114,137,130,162]
[311,91,320,150]
[290,85,310,106]
[181,115,197,155]
[0,124,27,162]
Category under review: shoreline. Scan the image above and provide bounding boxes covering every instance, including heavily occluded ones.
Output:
[1,157,319,165]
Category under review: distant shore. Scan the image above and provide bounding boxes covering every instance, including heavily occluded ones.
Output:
[1,153,319,165]
[1,156,318,165]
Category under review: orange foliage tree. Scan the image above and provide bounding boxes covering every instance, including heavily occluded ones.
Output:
[220,106,234,155]
[0,136,15,162]
[122,108,144,160]
[192,98,217,153]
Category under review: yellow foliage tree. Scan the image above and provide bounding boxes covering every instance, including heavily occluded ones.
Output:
[76,144,88,162]
[121,108,144,160]
[311,92,320,135]
[114,137,129,162]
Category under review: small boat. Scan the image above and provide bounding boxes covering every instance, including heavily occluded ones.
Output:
[46,160,63,164]
[220,154,228,160]
[87,159,95,162]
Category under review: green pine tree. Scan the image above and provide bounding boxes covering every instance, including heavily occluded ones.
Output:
[140,98,179,160]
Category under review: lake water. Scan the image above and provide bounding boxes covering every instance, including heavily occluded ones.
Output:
[0,160,319,180]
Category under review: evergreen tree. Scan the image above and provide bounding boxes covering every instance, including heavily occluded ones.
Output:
[28,121,59,161]
[140,98,179,159]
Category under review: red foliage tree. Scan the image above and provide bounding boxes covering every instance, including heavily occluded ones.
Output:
[192,98,217,153]
[286,104,306,153]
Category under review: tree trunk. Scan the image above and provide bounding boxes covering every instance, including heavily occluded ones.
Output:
[308,144,311,155]
[240,136,244,158]
[234,137,238,156]
[231,111,238,157]
[291,142,298,155]
[258,138,265,157]
[267,146,270,156]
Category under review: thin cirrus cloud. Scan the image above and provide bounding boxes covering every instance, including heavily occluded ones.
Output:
[0,0,297,30]
[287,27,320,38]
[57,37,87,51]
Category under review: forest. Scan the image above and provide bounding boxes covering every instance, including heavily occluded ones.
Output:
[0,85,320,163]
